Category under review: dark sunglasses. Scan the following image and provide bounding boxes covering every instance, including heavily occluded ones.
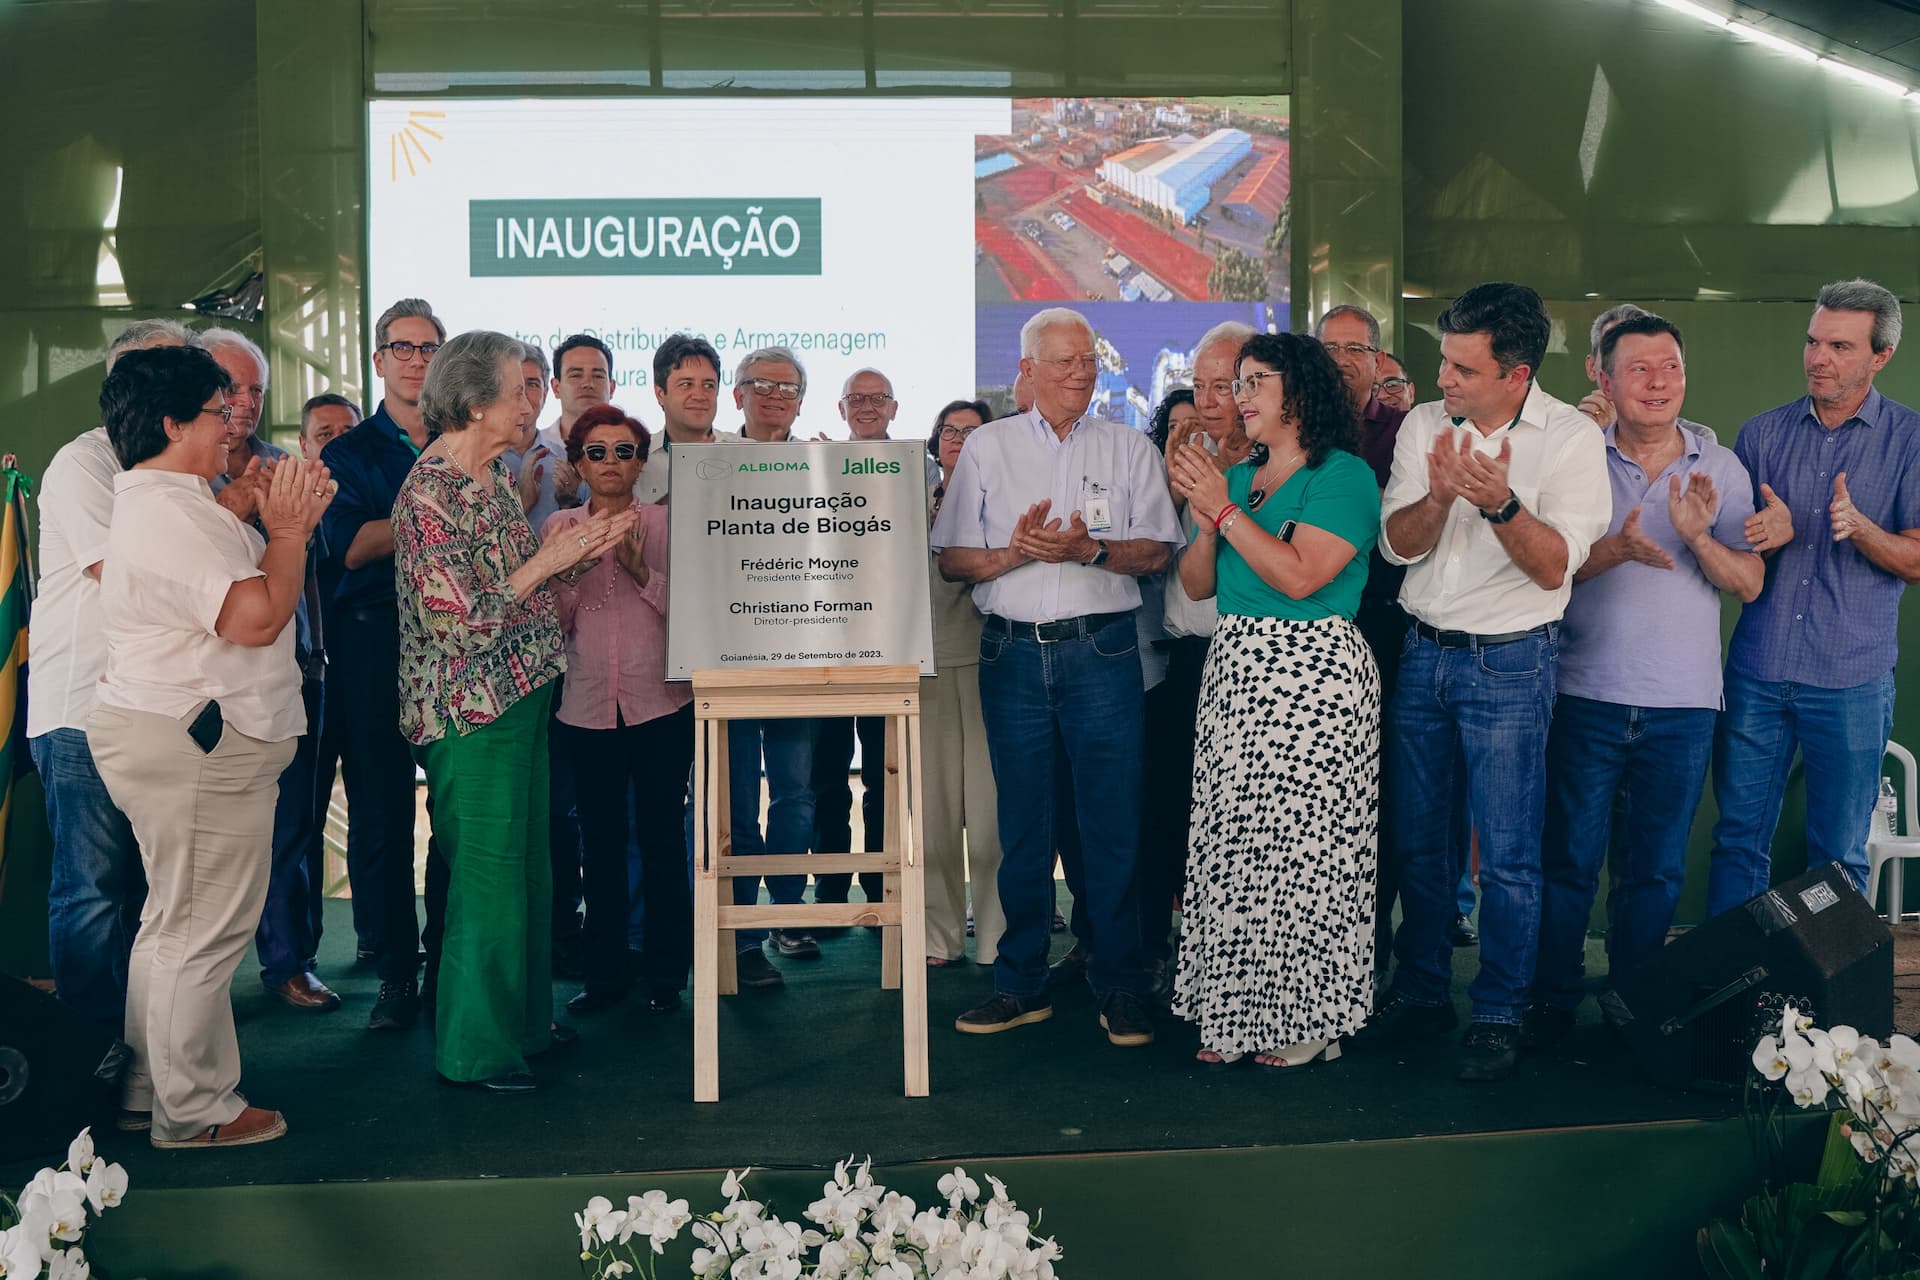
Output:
[582,442,638,462]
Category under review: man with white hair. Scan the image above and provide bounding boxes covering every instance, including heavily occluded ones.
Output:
[933,306,1184,1047]
[28,318,194,1032]
[1576,304,1650,431]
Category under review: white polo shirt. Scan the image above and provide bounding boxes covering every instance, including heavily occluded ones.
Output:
[26,427,121,738]
[1380,382,1610,634]
[95,469,305,743]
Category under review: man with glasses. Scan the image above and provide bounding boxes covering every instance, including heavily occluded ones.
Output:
[933,306,1184,1048]
[723,345,821,984]
[1377,353,1416,414]
[319,296,445,1030]
[735,347,806,442]
[812,368,903,921]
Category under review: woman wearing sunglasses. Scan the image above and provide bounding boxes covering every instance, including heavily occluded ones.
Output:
[542,404,695,1017]
[1166,332,1382,1072]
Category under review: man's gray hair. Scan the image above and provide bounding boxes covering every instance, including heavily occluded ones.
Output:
[521,341,550,381]
[840,366,892,398]
[374,297,446,349]
[105,318,196,371]
[197,326,269,383]
[418,330,526,436]
[1588,303,1652,357]
[735,345,807,395]
[1313,305,1381,350]
[1815,278,1903,353]
[1195,320,1258,358]
[1019,307,1094,358]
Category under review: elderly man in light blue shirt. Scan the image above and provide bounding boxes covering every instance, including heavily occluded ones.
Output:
[932,306,1184,1048]
[1525,314,1761,1054]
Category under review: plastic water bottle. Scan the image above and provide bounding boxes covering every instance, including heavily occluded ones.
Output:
[1880,777,1900,838]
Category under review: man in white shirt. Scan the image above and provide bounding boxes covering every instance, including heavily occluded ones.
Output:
[26,318,193,1031]
[633,334,741,505]
[521,334,617,530]
[1358,282,1609,1082]
[932,306,1184,1048]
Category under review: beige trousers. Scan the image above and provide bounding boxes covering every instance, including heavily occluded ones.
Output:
[921,663,1004,963]
[88,702,293,1142]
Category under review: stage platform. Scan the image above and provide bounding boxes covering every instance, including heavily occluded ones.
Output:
[6,896,1837,1278]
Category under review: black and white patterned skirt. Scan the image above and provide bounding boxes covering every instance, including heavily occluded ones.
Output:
[1173,611,1382,1051]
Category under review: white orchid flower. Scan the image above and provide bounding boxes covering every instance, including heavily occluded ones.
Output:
[690,1245,729,1278]
[1890,1035,1920,1072]
[1753,1035,1791,1080]
[602,1263,633,1279]
[576,1196,615,1252]
[938,1168,980,1209]
[66,1128,96,1176]
[0,1226,41,1280]
[84,1161,128,1214]
[49,1244,91,1280]
[1781,1031,1816,1074]
[1786,1065,1829,1108]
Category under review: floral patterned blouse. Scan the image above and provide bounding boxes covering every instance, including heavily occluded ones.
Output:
[392,451,565,744]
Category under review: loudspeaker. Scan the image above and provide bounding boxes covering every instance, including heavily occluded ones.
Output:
[1601,863,1894,1092]
[0,976,131,1164]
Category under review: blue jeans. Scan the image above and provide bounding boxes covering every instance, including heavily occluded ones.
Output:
[30,727,146,1030]
[1388,628,1557,1026]
[1534,695,1715,1010]
[978,614,1146,999]
[256,680,329,988]
[1707,669,1895,916]
[728,718,817,950]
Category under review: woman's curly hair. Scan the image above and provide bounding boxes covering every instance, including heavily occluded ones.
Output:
[1148,387,1196,454]
[1235,332,1358,468]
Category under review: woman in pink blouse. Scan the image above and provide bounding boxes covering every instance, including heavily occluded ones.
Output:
[542,404,693,1015]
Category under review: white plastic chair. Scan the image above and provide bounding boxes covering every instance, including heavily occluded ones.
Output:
[1866,740,1920,924]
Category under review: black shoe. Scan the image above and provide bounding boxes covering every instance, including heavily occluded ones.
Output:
[1048,944,1088,982]
[1449,915,1479,948]
[1098,991,1155,1047]
[1521,1003,1576,1054]
[368,979,419,1030]
[647,990,681,1014]
[566,988,627,1015]
[1144,958,1175,1010]
[736,948,785,988]
[1458,1021,1523,1082]
[440,1071,538,1095]
[1352,991,1457,1048]
[955,992,1053,1035]
[769,929,821,960]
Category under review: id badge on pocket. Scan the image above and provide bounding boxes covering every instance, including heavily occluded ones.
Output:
[1081,477,1114,533]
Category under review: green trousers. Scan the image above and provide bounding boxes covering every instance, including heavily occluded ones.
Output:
[417,685,554,1082]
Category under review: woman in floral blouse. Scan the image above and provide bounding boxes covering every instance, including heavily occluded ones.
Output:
[392,330,633,1094]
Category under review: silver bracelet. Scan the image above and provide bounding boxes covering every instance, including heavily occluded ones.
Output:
[1218,509,1241,538]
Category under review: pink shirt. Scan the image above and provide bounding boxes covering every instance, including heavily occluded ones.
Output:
[542,502,690,730]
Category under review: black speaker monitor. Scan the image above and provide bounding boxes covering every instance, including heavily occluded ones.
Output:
[0,975,131,1164]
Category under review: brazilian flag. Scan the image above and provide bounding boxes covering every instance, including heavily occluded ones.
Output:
[0,460,32,910]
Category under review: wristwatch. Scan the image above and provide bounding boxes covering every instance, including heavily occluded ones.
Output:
[1481,491,1523,524]
[1086,542,1110,568]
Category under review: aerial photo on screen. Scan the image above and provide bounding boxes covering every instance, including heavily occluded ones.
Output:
[975,96,1291,307]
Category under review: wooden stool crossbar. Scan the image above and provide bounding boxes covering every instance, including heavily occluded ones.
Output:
[690,666,929,1102]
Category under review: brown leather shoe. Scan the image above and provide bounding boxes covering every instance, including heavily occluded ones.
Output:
[152,1105,287,1149]
[271,972,342,1012]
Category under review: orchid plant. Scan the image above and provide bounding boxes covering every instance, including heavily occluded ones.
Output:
[575,1158,1062,1280]
[0,1129,131,1280]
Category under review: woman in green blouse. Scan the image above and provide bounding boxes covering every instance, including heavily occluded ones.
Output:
[1167,331,1383,1071]
[392,330,632,1093]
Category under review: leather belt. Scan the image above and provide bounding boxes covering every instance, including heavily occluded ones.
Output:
[987,611,1132,643]
[1413,620,1551,649]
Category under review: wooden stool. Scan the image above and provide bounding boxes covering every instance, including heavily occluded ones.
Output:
[690,666,929,1102]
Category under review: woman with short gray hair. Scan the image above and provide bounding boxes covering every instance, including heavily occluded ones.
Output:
[391,330,635,1093]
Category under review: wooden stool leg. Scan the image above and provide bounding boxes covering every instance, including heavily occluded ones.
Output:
[881,713,903,991]
[902,709,929,1098]
[693,719,720,1102]
[715,720,738,997]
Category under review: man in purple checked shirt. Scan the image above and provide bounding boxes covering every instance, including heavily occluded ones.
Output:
[1523,313,1764,1053]
[1708,278,1920,917]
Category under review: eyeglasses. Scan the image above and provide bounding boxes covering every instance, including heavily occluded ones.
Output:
[1320,341,1379,359]
[199,404,236,426]
[1034,354,1098,373]
[938,425,978,442]
[841,393,894,408]
[582,442,639,462]
[741,377,803,399]
[1230,371,1284,399]
[379,340,441,362]
[1377,377,1412,391]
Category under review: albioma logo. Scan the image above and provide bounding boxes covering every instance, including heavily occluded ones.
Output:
[470,198,821,277]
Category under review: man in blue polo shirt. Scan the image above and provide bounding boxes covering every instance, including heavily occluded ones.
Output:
[1526,314,1762,1050]
[319,296,444,1030]
[1709,279,1920,914]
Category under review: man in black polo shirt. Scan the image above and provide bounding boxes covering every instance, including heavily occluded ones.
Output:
[318,297,444,1030]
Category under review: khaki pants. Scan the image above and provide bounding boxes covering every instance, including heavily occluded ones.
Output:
[921,663,1004,963]
[89,703,294,1142]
